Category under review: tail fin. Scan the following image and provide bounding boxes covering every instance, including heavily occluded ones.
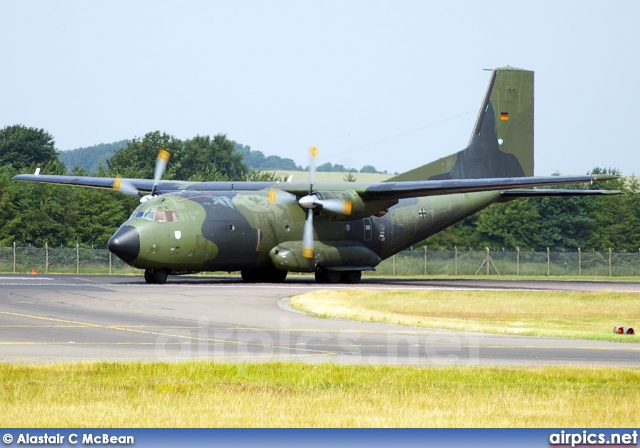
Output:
[388,67,534,181]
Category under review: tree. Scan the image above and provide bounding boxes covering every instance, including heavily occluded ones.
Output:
[360,165,379,174]
[107,131,183,179]
[0,124,58,170]
[476,199,541,249]
[343,172,357,182]
[177,134,247,181]
[586,168,639,251]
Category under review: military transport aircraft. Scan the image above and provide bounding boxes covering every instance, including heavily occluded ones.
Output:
[13,67,620,284]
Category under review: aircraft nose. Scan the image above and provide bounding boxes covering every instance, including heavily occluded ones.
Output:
[108,225,140,263]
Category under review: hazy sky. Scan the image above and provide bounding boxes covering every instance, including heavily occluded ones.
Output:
[1,0,638,176]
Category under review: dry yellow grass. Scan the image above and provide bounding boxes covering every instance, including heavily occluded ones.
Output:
[290,289,640,341]
[1,362,639,427]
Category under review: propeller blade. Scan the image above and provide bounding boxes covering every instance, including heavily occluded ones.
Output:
[308,146,318,194]
[302,209,314,259]
[268,187,297,206]
[300,146,319,259]
[316,198,353,216]
[113,176,140,197]
[152,149,171,195]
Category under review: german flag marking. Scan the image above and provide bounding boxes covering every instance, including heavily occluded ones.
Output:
[500,112,509,121]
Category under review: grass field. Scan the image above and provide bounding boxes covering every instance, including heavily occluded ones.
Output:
[1,362,639,427]
[3,281,639,427]
[290,289,640,342]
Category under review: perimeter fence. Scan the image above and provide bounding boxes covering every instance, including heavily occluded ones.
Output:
[1,243,639,277]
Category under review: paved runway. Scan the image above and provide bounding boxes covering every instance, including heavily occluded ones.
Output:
[1,274,639,366]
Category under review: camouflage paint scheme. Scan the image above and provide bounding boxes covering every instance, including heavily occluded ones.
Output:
[13,67,620,284]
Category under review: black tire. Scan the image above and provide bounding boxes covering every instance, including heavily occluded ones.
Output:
[144,269,155,284]
[241,270,260,282]
[341,270,362,284]
[153,268,168,285]
[315,268,341,283]
[266,269,287,283]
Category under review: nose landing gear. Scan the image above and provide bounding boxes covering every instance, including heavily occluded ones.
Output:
[144,268,169,284]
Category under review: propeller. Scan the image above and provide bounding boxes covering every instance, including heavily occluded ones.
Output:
[301,146,318,259]
[112,149,170,202]
[151,149,171,196]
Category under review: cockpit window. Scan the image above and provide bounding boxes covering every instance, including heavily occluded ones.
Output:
[131,208,179,222]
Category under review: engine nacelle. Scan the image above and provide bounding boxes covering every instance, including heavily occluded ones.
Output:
[310,190,395,221]
[269,240,381,272]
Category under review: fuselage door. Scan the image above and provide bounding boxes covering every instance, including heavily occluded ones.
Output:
[363,218,372,241]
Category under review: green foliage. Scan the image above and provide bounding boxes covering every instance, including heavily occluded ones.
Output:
[234,144,302,171]
[343,172,357,182]
[177,134,246,181]
[477,199,540,249]
[0,124,58,170]
[107,131,183,179]
[58,140,129,174]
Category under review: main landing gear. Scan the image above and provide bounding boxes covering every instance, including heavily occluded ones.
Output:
[314,268,362,284]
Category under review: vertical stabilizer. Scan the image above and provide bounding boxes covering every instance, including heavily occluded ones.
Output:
[388,67,534,181]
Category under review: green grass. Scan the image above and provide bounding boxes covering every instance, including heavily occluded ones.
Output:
[290,289,640,342]
[1,362,639,427]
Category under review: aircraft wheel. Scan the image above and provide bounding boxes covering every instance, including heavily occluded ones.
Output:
[314,270,327,283]
[315,268,341,284]
[341,270,362,284]
[266,269,287,283]
[241,270,260,282]
[153,268,168,285]
[144,269,155,284]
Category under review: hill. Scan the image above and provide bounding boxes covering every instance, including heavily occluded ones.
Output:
[58,140,129,173]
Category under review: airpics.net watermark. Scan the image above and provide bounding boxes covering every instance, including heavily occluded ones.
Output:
[152,316,483,365]
[549,430,638,447]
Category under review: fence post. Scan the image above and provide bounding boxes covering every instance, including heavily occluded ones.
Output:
[454,246,458,276]
[45,242,49,274]
[109,251,112,275]
[392,255,396,276]
[76,243,80,275]
[486,247,490,276]
[546,247,550,277]
[578,248,581,277]
[516,247,520,276]
[609,247,612,277]
[424,245,427,276]
[13,241,16,273]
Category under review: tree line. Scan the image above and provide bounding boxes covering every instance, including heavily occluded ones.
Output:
[61,140,389,175]
[0,124,638,251]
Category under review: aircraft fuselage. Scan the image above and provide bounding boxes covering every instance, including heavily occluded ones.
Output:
[108,189,502,275]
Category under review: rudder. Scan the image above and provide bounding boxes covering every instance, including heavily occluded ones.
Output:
[388,67,534,181]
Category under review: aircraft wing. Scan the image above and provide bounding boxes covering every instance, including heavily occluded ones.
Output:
[10,174,276,195]
[499,188,623,198]
[12,173,620,199]
[356,174,621,200]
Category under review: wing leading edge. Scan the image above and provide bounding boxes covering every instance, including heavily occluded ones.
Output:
[12,173,621,200]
